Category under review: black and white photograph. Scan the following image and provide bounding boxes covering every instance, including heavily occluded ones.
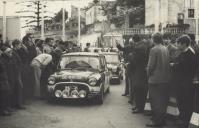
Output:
[0,0,199,128]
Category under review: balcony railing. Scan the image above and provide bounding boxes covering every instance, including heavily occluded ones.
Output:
[110,27,188,35]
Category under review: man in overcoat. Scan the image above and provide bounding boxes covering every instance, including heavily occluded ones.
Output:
[130,35,148,113]
[172,35,198,128]
[146,33,170,127]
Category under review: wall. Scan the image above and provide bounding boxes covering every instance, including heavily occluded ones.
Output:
[0,16,22,40]
[86,6,95,25]
[86,5,107,25]
[145,0,184,26]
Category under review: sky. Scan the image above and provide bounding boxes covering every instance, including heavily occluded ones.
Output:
[0,0,93,38]
[0,0,93,17]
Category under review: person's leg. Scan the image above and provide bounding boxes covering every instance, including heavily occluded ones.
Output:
[31,61,42,98]
[176,83,187,124]
[0,90,11,116]
[180,83,195,128]
[129,75,135,104]
[135,86,148,112]
[33,66,41,98]
[148,83,169,125]
[123,70,129,95]
[133,86,143,112]
[16,78,24,109]
[0,90,4,113]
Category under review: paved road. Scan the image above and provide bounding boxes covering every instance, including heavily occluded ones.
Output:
[0,80,177,128]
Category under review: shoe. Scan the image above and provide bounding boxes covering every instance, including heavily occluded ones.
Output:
[128,100,132,104]
[132,106,137,111]
[16,106,26,110]
[122,93,128,96]
[144,111,153,116]
[132,109,143,114]
[0,110,12,116]
[175,119,186,128]
[146,121,165,127]
[6,107,16,112]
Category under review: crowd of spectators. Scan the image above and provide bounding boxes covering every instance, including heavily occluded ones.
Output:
[117,33,199,128]
[0,33,81,116]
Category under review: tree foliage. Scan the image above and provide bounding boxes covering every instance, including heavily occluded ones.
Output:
[16,1,52,30]
[93,0,99,4]
[53,8,68,23]
[102,0,145,28]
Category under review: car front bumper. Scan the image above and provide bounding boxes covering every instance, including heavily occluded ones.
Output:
[47,82,102,99]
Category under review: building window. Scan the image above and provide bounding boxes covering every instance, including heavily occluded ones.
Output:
[188,8,194,18]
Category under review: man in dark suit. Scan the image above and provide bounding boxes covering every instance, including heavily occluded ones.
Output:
[116,37,135,105]
[172,35,197,128]
[130,35,148,113]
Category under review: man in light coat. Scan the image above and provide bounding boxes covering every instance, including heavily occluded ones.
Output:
[31,53,52,98]
[146,33,170,127]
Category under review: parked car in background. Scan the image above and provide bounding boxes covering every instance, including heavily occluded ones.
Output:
[101,52,123,84]
[47,52,110,104]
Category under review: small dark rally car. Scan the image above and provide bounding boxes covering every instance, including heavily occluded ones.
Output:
[101,52,123,84]
[47,52,110,104]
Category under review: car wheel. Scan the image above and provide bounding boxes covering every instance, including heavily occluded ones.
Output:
[107,86,110,93]
[96,90,104,105]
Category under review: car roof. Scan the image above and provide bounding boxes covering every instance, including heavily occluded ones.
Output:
[62,52,101,57]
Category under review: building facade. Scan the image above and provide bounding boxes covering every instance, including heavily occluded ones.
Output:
[145,0,199,35]
[0,16,23,40]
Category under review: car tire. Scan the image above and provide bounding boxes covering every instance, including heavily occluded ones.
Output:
[117,79,121,84]
[107,86,110,93]
[96,90,104,105]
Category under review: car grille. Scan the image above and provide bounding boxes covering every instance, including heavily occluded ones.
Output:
[54,82,90,98]
[55,83,89,91]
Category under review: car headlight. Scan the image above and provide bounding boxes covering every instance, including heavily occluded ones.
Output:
[48,77,55,85]
[88,77,97,86]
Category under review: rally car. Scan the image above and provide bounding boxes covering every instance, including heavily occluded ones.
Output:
[101,52,123,84]
[47,52,110,104]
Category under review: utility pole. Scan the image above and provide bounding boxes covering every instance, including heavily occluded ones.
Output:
[3,1,7,43]
[41,4,45,40]
[78,6,81,44]
[62,3,66,41]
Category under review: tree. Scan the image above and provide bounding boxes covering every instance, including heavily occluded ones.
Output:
[102,0,145,28]
[93,0,99,4]
[53,8,68,23]
[16,1,52,30]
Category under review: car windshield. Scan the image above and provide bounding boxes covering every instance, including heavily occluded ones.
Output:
[59,55,100,70]
[104,54,119,64]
